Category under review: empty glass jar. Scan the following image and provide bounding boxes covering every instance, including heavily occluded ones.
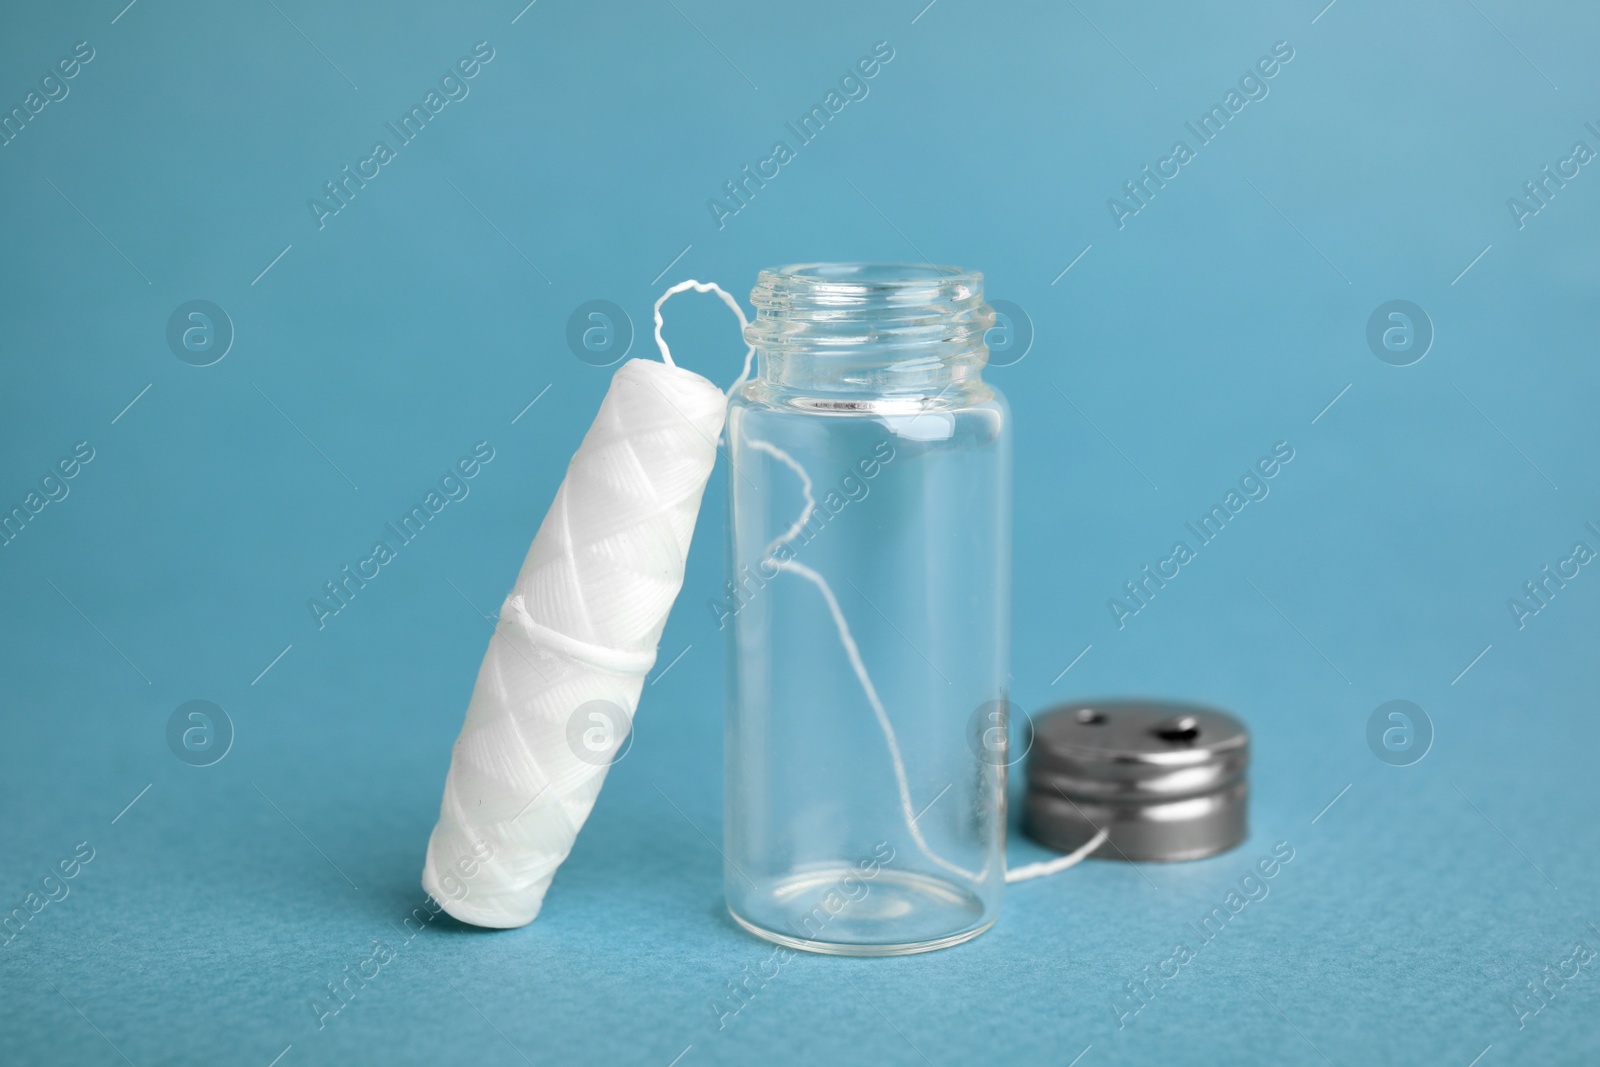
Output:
[721,263,1011,955]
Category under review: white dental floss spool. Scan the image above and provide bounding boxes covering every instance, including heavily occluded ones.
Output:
[421,282,751,928]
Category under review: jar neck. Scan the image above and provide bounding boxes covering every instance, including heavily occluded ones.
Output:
[743,264,996,403]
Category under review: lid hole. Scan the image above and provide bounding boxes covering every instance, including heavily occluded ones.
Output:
[1153,716,1201,744]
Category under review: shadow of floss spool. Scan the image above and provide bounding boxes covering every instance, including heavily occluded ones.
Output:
[1024,700,1249,862]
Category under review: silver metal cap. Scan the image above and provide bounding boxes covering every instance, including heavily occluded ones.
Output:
[1023,699,1249,862]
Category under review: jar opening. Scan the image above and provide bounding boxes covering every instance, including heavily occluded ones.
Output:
[777,262,976,286]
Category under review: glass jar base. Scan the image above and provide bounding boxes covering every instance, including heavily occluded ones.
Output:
[727,866,997,956]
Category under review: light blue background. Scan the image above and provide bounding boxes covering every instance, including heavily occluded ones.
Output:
[2,1,1597,1064]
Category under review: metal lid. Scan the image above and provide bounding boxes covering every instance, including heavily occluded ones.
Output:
[1023,699,1249,862]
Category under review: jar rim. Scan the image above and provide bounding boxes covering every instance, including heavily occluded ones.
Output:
[763,262,980,288]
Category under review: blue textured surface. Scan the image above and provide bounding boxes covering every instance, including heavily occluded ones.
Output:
[2,1,1597,1064]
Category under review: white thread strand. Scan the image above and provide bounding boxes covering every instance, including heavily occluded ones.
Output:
[652,279,755,396]
[748,436,1094,886]
[746,437,985,885]
[779,559,983,884]
[1005,826,1109,883]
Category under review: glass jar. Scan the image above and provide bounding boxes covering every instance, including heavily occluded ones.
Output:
[722,263,1011,955]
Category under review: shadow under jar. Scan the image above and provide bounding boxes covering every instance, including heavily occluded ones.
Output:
[723,263,1011,955]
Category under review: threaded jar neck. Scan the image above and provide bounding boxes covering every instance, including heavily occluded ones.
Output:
[744,263,996,400]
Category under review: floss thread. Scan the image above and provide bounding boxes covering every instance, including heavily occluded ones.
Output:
[743,435,1106,884]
